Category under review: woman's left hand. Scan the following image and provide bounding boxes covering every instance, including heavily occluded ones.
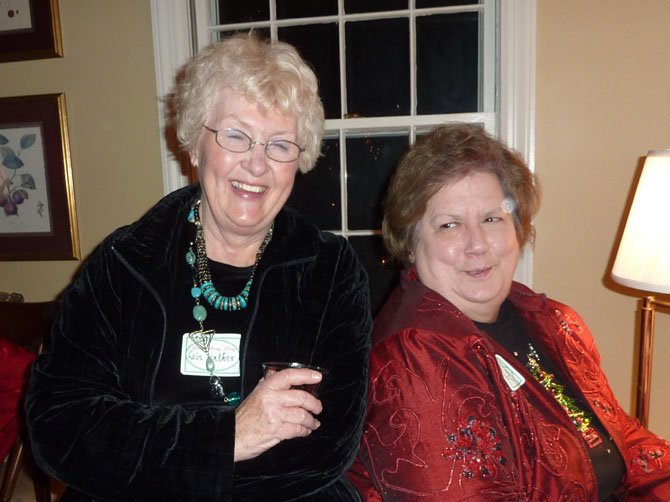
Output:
[233,368,323,462]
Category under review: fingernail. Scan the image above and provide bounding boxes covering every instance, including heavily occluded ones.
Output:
[312,372,322,380]
[315,420,321,428]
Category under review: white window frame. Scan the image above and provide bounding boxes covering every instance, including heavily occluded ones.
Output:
[150,0,536,285]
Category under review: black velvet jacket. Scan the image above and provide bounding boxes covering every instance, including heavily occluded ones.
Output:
[25,185,372,501]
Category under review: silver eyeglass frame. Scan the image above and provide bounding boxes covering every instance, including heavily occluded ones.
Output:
[202,125,304,163]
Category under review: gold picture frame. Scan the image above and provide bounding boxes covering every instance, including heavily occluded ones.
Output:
[0,93,79,260]
[0,0,63,63]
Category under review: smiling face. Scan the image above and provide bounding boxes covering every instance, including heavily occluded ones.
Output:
[411,171,520,322]
[189,88,299,242]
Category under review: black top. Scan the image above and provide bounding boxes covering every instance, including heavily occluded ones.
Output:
[153,243,252,406]
[475,301,625,501]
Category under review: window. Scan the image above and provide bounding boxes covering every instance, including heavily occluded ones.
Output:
[150,0,536,312]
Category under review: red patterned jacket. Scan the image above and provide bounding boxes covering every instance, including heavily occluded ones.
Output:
[349,269,670,501]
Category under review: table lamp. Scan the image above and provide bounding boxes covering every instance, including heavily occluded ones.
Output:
[611,150,670,428]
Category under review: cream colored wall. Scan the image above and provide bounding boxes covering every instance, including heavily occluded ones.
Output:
[2,1,669,439]
[535,0,670,438]
[0,0,163,300]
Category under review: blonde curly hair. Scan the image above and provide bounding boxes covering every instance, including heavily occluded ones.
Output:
[173,32,324,173]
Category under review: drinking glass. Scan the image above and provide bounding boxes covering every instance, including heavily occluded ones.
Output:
[261,361,328,397]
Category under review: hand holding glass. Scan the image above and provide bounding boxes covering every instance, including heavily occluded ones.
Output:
[261,362,328,397]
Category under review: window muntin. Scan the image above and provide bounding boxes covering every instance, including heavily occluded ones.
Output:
[204,1,497,313]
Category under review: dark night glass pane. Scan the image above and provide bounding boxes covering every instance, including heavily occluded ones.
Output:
[416,0,478,7]
[217,0,268,23]
[417,12,479,114]
[345,0,407,14]
[349,235,400,316]
[347,133,409,230]
[279,24,340,120]
[346,19,409,117]
[286,137,341,230]
[215,27,270,42]
[277,0,338,18]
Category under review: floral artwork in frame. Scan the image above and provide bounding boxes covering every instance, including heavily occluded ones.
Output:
[0,93,79,260]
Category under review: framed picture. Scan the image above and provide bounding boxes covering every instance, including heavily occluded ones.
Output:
[0,0,63,63]
[0,93,79,260]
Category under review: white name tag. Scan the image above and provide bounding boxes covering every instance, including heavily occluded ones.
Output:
[180,332,241,377]
[495,354,526,392]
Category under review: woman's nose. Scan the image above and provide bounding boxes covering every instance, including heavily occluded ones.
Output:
[464,224,489,254]
[243,143,270,175]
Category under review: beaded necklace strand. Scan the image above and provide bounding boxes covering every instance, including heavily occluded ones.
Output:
[526,343,602,448]
[184,198,273,404]
[187,199,273,312]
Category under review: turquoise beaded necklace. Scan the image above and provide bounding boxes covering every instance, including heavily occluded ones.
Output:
[187,199,273,313]
[185,198,273,404]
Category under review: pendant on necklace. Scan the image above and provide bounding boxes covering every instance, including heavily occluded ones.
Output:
[188,329,215,353]
[186,329,240,405]
[210,376,226,399]
[184,199,252,406]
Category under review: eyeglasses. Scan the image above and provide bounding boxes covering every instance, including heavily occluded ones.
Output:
[203,126,304,163]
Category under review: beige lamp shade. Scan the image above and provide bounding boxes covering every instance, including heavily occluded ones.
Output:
[611,150,670,293]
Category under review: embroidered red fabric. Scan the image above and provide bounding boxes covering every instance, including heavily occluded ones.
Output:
[349,273,670,501]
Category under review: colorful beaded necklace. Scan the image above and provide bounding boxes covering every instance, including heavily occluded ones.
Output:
[187,199,273,312]
[185,198,273,404]
[526,343,602,448]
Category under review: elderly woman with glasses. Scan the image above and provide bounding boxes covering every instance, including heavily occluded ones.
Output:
[26,33,372,501]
